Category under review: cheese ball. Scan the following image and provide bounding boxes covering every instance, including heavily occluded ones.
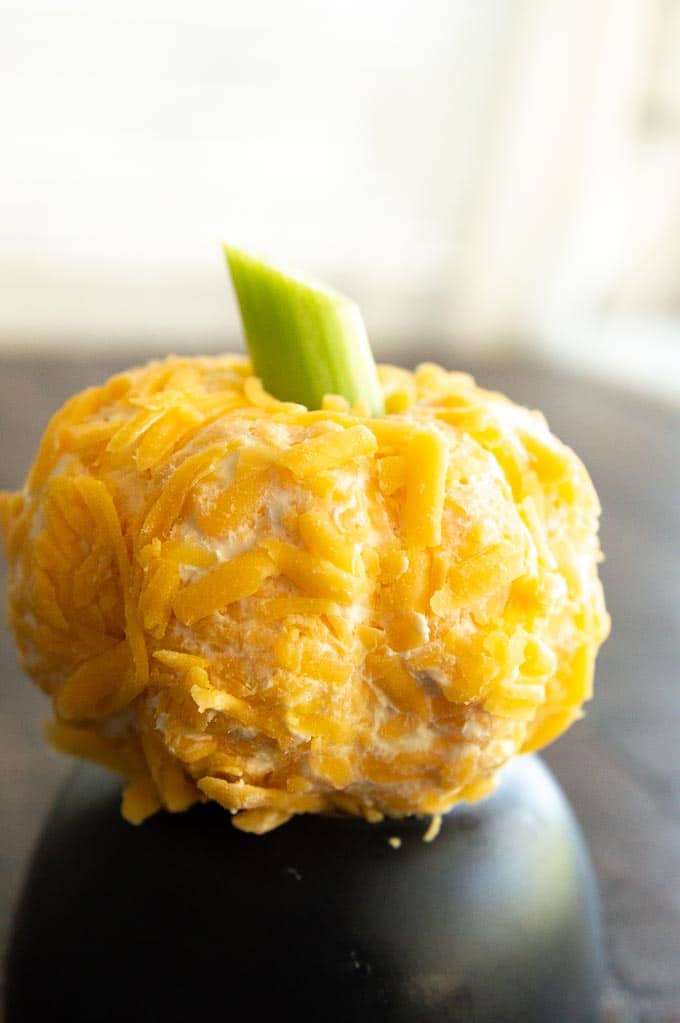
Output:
[0,356,609,833]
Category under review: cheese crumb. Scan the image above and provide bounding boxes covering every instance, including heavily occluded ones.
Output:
[423,815,442,843]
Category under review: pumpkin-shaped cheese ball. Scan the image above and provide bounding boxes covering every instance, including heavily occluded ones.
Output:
[0,356,609,833]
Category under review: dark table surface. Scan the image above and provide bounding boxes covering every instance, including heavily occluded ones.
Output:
[1,349,678,1022]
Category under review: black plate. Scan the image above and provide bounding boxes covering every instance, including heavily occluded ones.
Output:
[6,754,603,1022]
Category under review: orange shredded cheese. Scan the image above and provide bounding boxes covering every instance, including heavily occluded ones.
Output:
[121,775,163,825]
[262,538,358,603]
[298,508,356,573]
[173,549,276,624]
[194,469,269,537]
[402,430,448,547]
[279,424,377,476]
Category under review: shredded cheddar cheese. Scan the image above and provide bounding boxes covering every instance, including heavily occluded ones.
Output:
[172,549,276,625]
[0,355,609,832]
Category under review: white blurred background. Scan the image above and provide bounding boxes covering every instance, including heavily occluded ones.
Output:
[1,0,679,401]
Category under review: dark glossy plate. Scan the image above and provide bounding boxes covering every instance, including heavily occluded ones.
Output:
[6,754,603,1022]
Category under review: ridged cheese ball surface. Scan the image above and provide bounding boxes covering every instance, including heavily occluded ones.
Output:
[0,357,609,833]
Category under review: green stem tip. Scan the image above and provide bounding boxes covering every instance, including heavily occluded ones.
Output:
[224,245,384,416]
